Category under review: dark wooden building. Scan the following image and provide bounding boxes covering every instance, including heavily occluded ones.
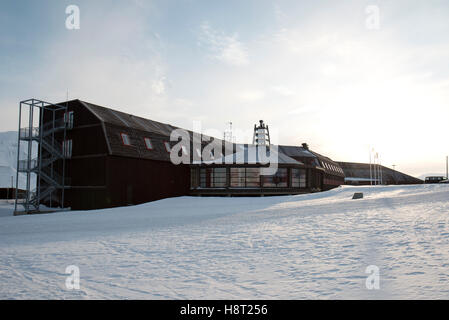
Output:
[278,144,345,191]
[38,100,345,210]
[189,146,309,196]
[42,99,194,210]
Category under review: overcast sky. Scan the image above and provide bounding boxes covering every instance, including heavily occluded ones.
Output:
[1,0,448,177]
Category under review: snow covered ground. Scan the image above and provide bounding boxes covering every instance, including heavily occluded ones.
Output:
[1,184,448,299]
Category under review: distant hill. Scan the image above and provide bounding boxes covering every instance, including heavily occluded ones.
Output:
[0,131,35,189]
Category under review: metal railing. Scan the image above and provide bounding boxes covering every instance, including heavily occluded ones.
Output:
[15,99,70,214]
[19,127,40,139]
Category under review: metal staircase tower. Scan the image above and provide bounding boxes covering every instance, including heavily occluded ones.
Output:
[14,99,71,214]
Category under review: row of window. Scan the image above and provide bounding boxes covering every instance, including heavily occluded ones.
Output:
[120,133,220,159]
[120,133,172,153]
[322,161,343,174]
[194,167,307,189]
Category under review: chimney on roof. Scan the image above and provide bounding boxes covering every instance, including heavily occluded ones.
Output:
[302,143,309,150]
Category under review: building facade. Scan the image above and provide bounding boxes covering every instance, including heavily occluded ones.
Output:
[21,99,346,211]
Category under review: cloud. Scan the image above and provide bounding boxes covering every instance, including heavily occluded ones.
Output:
[198,22,249,66]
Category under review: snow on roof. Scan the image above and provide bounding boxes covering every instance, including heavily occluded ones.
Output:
[194,145,304,166]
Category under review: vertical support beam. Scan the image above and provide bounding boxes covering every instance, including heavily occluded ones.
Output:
[26,101,34,212]
[62,109,67,209]
[37,103,44,210]
[369,149,372,186]
[14,102,22,213]
[446,156,449,180]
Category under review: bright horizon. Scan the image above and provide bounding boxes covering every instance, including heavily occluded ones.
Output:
[1,1,448,178]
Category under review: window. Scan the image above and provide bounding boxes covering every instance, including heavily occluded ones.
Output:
[200,168,227,188]
[230,168,246,187]
[121,133,131,146]
[245,168,260,187]
[64,111,74,129]
[63,139,73,158]
[164,141,171,153]
[190,168,199,189]
[212,168,226,187]
[299,169,306,188]
[292,168,300,187]
[262,168,288,187]
[144,137,153,150]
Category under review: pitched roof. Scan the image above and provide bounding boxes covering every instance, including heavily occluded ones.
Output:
[80,100,179,136]
[337,162,423,184]
[278,145,315,158]
[77,100,232,162]
[68,100,340,171]
[195,145,304,166]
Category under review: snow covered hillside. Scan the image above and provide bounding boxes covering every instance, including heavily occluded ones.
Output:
[0,184,448,299]
[0,131,35,189]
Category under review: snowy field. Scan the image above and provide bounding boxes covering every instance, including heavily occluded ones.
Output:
[0,184,448,299]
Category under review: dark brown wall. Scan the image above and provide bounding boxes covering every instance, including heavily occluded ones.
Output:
[65,156,190,210]
[105,156,190,208]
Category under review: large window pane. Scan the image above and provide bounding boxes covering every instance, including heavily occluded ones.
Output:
[292,168,300,188]
[212,168,227,187]
[200,168,227,187]
[200,168,211,188]
[230,168,245,187]
[245,168,260,187]
[262,168,287,187]
[299,169,306,188]
[292,168,307,188]
[191,168,199,189]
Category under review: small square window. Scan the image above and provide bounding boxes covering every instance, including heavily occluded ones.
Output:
[164,141,171,152]
[144,137,153,150]
[121,133,131,146]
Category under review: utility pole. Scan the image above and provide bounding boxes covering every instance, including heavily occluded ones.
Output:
[374,152,379,185]
[369,148,373,186]
[446,156,449,180]
[392,164,397,185]
[379,156,383,185]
